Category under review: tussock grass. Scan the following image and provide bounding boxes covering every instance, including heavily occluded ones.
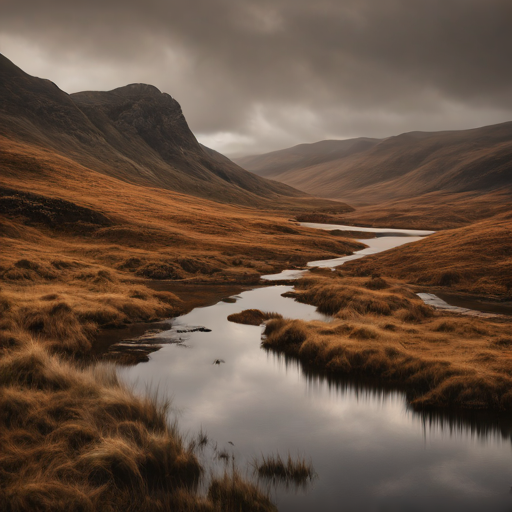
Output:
[208,472,276,512]
[0,340,275,511]
[291,276,429,320]
[0,281,181,358]
[0,141,362,511]
[227,309,283,326]
[255,453,315,485]
[262,275,512,411]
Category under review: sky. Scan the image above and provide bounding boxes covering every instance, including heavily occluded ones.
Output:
[2,0,511,156]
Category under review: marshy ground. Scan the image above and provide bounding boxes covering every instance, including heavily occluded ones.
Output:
[247,273,512,412]
[0,157,363,510]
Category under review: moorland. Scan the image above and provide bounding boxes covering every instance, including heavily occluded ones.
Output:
[1,51,512,511]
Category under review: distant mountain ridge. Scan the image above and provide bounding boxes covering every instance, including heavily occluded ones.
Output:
[236,138,380,178]
[236,123,512,205]
[0,54,304,206]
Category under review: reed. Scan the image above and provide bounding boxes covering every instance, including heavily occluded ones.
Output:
[255,453,315,485]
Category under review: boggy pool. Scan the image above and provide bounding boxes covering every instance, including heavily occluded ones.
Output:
[120,224,512,512]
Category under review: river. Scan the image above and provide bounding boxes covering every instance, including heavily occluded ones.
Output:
[120,224,512,511]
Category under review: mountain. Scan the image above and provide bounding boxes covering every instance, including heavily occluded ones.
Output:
[237,125,512,206]
[0,53,312,207]
[236,138,380,179]
[0,53,358,289]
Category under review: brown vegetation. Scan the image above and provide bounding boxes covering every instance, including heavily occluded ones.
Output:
[262,274,512,411]
[227,310,283,326]
[0,136,363,358]
[0,135,360,512]
[208,472,276,512]
[0,57,365,511]
[344,214,512,299]
[0,337,277,511]
[255,453,315,485]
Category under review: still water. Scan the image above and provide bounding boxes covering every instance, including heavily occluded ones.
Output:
[120,226,512,512]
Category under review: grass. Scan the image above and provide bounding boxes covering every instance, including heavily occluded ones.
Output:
[0,136,365,359]
[0,339,279,511]
[0,137,363,510]
[255,453,315,486]
[344,213,512,299]
[262,274,512,412]
[227,310,283,326]
[208,472,276,512]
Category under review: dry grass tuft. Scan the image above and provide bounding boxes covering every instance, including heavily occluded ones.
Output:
[0,340,213,511]
[0,340,279,511]
[263,274,512,412]
[208,471,276,512]
[227,309,283,326]
[255,453,315,485]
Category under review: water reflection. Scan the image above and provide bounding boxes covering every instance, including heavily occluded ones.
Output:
[267,349,512,444]
[121,285,512,512]
[299,222,435,236]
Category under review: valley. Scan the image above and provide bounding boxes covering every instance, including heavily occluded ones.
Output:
[1,54,512,512]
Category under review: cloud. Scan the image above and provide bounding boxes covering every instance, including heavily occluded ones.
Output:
[2,0,511,155]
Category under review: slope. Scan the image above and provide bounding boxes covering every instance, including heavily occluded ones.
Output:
[0,53,313,207]
[238,124,512,211]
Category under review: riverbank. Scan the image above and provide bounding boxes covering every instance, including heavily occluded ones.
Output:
[0,210,364,511]
[257,273,512,412]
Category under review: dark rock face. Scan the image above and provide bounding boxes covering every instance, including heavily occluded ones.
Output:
[0,54,301,206]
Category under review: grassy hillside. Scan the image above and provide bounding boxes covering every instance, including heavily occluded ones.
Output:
[1,53,351,208]
[0,56,362,511]
[343,213,512,299]
[238,124,512,227]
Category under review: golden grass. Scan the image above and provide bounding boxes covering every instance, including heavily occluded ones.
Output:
[262,274,512,411]
[208,472,276,512]
[344,213,512,298]
[0,339,277,511]
[0,138,362,510]
[0,136,365,358]
[0,278,181,358]
[227,310,283,326]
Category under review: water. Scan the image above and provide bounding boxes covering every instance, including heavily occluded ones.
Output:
[262,223,429,281]
[299,222,435,237]
[120,224,512,511]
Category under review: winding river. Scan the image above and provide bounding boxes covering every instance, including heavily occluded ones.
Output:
[120,224,512,512]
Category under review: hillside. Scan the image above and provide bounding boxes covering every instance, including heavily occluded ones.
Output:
[0,53,335,208]
[0,54,362,355]
[343,211,512,299]
[237,124,512,227]
[236,138,380,178]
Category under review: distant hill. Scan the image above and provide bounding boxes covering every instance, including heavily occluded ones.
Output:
[236,138,380,179]
[0,54,316,207]
[237,125,512,206]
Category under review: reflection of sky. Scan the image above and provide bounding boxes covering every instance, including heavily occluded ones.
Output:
[300,222,435,236]
[263,221,433,280]
[262,234,425,280]
[308,235,425,268]
[121,286,512,512]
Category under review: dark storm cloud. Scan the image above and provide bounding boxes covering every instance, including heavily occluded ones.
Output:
[2,0,511,154]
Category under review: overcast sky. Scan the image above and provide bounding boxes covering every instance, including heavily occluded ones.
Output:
[2,0,511,156]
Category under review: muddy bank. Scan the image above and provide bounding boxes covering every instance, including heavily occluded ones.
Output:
[94,281,259,362]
